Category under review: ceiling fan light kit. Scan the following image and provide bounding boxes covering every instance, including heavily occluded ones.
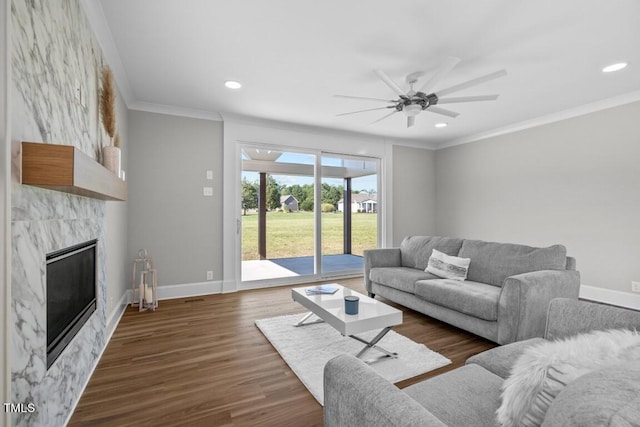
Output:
[403,104,422,117]
[336,57,507,128]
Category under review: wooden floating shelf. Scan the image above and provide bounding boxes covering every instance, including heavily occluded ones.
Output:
[21,141,127,201]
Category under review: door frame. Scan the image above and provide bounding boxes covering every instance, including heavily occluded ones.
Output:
[222,115,392,292]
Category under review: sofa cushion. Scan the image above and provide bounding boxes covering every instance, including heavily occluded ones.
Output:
[369,267,439,294]
[414,279,501,321]
[542,361,640,427]
[404,364,503,427]
[497,329,640,427]
[458,240,567,287]
[426,249,470,281]
[400,236,464,271]
[466,338,545,379]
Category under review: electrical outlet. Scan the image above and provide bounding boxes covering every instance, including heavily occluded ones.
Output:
[203,187,213,196]
[206,271,213,281]
[632,281,640,293]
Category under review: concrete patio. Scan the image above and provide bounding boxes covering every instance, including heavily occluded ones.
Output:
[242,254,363,282]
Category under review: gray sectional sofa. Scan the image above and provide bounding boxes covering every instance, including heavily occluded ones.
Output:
[324,298,640,427]
[364,236,580,345]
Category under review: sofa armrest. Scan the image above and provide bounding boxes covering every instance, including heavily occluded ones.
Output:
[363,248,402,293]
[324,354,447,427]
[545,298,640,340]
[497,269,580,344]
[465,337,544,379]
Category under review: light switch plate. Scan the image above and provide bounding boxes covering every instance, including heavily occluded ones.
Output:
[203,187,213,196]
[206,170,213,180]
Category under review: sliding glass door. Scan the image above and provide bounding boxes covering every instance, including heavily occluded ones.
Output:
[240,144,380,284]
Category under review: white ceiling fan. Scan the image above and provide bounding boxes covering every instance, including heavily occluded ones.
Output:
[336,57,507,128]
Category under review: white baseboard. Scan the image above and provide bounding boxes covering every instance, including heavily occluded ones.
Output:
[156,280,223,300]
[106,290,129,335]
[579,285,640,310]
[123,280,224,306]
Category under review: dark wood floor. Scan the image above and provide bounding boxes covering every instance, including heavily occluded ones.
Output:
[69,278,495,426]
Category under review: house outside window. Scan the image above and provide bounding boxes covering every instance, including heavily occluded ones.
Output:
[337,193,377,213]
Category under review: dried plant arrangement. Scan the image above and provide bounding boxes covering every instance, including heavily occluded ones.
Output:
[100,66,122,176]
[100,66,117,144]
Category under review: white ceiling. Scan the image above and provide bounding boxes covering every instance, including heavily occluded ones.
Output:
[88,0,640,147]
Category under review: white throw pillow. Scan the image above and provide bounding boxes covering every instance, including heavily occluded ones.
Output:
[497,329,640,427]
[425,249,470,281]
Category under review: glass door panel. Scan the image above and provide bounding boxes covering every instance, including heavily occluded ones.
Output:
[320,154,379,274]
[241,147,316,281]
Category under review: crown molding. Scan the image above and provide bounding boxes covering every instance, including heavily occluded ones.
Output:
[437,90,640,150]
[220,112,437,150]
[129,101,223,121]
[221,112,385,141]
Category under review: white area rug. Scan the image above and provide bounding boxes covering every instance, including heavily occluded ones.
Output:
[255,313,451,405]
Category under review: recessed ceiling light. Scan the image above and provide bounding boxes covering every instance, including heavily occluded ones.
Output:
[224,80,242,89]
[602,62,628,73]
[435,123,448,128]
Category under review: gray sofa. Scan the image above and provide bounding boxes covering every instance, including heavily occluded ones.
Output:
[324,298,640,427]
[364,236,580,344]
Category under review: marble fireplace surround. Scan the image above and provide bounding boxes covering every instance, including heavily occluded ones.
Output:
[12,186,108,427]
[11,0,118,426]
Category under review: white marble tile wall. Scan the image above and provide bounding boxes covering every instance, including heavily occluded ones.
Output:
[11,0,111,425]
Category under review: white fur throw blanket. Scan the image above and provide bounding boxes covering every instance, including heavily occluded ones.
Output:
[497,328,640,427]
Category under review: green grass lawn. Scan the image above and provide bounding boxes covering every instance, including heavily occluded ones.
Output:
[242,211,377,260]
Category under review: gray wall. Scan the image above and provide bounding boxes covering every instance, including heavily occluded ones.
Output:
[392,144,436,246]
[127,110,223,286]
[435,101,640,293]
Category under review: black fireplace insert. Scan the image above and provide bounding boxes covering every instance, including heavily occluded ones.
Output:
[46,239,97,369]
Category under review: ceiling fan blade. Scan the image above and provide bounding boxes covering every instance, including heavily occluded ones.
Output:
[437,94,499,104]
[407,116,416,128]
[436,69,507,97]
[333,94,395,103]
[373,69,408,97]
[371,110,398,124]
[419,57,460,95]
[336,106,394,117]
[426,106,460,118]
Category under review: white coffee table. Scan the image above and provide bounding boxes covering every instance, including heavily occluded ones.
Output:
[291,284,403,363]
